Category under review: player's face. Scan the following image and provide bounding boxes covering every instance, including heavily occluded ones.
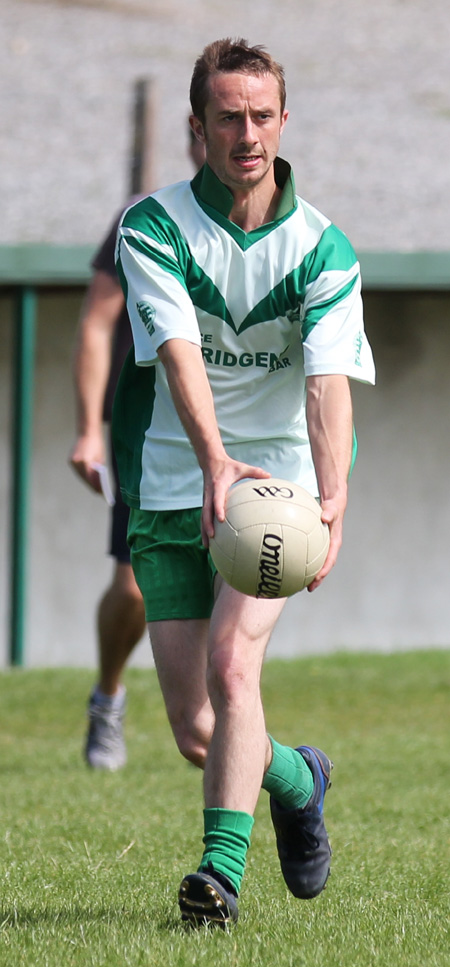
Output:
[192,71,288,194]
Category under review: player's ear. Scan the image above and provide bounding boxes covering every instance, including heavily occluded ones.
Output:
[189,114,206,144]
[280,109,289,134]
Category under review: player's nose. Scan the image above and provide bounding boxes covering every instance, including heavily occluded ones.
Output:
[237,115,258,146]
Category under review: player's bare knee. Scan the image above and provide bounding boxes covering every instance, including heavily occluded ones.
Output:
[119,582,144,609]
[207,648,254,707]
[109,581,145,623]
[174,727,208,768]
[168,709,210,768]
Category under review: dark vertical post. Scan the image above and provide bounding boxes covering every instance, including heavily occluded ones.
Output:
[129,78,155,196]
[9,285,37,666]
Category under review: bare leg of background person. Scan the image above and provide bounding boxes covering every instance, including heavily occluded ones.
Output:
[97,562,146,695]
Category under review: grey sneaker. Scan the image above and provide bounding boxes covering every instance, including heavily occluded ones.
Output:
[84,688,127,770]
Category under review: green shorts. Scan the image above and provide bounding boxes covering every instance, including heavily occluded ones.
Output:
[127,507,217,622]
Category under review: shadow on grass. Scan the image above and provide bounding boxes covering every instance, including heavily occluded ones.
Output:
[0,905,230,937]
[0,904,159,928]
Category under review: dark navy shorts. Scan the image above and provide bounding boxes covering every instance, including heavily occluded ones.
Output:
[108,432,131,564]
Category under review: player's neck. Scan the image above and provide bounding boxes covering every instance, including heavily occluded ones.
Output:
[228,178,282,232]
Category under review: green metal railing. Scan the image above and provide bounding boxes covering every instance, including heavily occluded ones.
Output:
[1,244,449,289]
[2,247,93,667]
[10,288,37,665]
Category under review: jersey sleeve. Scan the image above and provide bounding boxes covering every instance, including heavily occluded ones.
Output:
[115,196,201,366]
[301,225,375,385]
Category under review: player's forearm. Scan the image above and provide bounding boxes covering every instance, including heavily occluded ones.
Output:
[72,321,112,437]
[306,374,353,506]
[157,338,227,471]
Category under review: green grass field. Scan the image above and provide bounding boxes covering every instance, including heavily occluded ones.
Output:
[0,651,449,967]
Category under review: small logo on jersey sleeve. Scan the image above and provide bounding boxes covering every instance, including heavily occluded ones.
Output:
[354,331,363,367]
[137,301,156,336]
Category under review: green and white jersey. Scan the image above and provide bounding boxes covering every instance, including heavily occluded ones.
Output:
[113,159,375,510]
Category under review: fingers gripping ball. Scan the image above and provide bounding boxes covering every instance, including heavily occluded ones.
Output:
[209,478,330,599]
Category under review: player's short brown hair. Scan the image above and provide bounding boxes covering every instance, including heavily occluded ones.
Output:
[190,38,286,123]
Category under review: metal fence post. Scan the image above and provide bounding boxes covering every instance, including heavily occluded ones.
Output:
[9,285,37,666]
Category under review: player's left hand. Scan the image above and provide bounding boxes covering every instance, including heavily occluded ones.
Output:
[307,497,345,591]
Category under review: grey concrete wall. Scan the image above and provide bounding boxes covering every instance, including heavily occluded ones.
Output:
[3,0,450,251]
[1,288,449,667]
[269,291,450,657]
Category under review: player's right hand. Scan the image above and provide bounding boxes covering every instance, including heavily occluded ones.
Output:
[201,458,271,547]
[69,434,106,495]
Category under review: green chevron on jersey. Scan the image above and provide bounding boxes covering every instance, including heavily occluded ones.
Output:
[113,159,375,510]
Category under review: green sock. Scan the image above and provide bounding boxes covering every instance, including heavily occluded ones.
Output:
[198,808,254,896]
[262,736,314,809]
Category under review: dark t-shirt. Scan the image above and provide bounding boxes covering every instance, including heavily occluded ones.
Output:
[92,210,134,422]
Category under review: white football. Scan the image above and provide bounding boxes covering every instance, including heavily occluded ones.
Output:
[209,477,330,598]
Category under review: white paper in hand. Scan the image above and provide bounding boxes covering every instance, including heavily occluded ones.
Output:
[91,462,116,506]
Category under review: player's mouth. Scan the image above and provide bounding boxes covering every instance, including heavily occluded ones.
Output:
[232,154,261,169]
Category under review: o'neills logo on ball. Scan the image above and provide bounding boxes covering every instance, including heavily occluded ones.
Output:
[257,531,284,598]
[253,485,294,500]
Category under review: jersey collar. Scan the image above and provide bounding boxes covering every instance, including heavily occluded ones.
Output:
[190,157,296,223]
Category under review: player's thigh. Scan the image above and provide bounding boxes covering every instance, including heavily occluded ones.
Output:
[149,618,212,739]
[209,579,287,677]
[150,618,209,696]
